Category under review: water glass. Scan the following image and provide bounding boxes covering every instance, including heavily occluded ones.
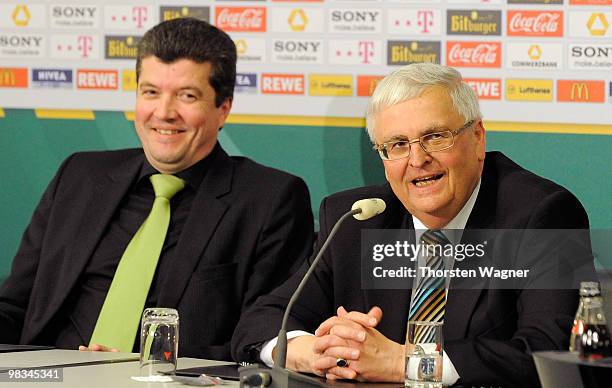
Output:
[140,308,179,377]
[405,321,443,388]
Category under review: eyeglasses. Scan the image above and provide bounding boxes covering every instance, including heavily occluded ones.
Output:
[374,120,476,161]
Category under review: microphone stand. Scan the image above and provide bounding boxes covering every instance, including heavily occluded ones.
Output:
[239,208,362,387]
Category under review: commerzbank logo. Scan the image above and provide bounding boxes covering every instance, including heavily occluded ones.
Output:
[289,9,307,31]
[272,8,323,33]
[587,13,609,36]
[232,37,266,63]
[12,5,30,27]
[507,42,563,70]
[0,4,45,28]
[528,45,542,60]
[569,12,612,38]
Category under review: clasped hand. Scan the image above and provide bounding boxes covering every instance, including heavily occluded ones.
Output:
[308,306,405,382]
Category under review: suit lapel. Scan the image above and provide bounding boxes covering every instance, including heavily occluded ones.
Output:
[363,189,415,343]
[157,147,233,308]
[25,152,143,342]
[444,157,497,341]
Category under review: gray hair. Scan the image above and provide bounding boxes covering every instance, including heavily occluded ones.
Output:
[365,63,482,142]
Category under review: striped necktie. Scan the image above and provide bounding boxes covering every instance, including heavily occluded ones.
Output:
[408,229,449,342]
[89,174,185,352]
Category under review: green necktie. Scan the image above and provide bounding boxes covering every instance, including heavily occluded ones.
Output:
[90,174,185,352]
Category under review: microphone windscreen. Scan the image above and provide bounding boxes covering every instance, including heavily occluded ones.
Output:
[351,198,386,220]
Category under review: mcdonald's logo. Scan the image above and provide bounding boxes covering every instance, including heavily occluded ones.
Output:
[0,68,28,87]
[572,83,589,100]
[557,80,605,102]
[357,75,383,97]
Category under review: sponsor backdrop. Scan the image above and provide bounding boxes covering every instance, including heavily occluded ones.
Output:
[1,1,612,277]
[0,0,611,124]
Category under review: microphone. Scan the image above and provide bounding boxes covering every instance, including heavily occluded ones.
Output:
[239,198,386,387]
[351,198,386,221]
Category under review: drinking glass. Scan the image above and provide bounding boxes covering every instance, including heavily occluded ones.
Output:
[139,308,179,377]
[405,321,443,388]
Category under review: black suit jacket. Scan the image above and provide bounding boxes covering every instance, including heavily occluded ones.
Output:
[0,144,314,360]
[232,151,593,387]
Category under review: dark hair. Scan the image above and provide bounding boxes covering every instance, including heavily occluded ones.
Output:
[136,17,236,107]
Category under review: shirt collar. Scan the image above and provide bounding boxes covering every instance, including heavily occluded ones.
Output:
[138,142,220,190]
[412,178,481,244]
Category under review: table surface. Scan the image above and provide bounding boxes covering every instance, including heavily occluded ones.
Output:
[0,350,238,387]
[0,349,409,387]
[0,349,138,371]
[533,350,612,368]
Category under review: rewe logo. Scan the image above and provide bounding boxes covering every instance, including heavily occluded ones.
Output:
[77,69,118,89]
[216,7,266,32]
[508,11,563,37]
[261,74,304,94]
[446,41,501,67]
[464,78,501,100]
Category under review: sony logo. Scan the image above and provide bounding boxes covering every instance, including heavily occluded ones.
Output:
[52,6,97,18]
[0,35,43,47]
[331,10,379,23]
[571,46,612,58]
[273,41,321,53]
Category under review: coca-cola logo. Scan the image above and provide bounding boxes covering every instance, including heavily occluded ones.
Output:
[216,7,266,32]
[507,11,563,36]
[448,43,499,65]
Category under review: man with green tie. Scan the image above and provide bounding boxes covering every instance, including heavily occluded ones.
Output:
[0,17,313,361]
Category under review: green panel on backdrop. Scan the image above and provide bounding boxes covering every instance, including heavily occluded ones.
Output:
[221,123,386,224]
[1,110,611,280]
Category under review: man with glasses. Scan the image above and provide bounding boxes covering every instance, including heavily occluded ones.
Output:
[232,63,592,387]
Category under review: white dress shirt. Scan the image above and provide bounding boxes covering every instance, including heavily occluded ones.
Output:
[261,180,482,386]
